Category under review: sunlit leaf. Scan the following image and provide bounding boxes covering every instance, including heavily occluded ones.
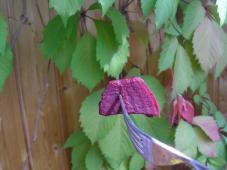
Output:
[182,0,205,39]
[41,15,65,58]
[0,46,13,91]
[194,127,217,157]
[129,153,144,170]
[80,89,117,143]
[132,115,174,145]
[141,0,156,17]
[0,16,7,54]
[164,19,182,36]
[99,0,115,15]
[96,20,129,78]
[175,120,198,158]
[192,116,220,141]
[159,37,178,72]
[71,132,91,169]
[193,17,225,72]
[41,15,79,73]
[155,0,179,29]
[64,130,88,148]
[107,8,129,43]
[85,145,104,170]
[172,45,193,96]
[49,0,83,25]
[216,0,227,25]
[99,116,134,163]
[71,32,104,90]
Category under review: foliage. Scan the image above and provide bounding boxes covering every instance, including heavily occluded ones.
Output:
[50,0,226,169]
[1,0,227,169]
[0,16,13,91]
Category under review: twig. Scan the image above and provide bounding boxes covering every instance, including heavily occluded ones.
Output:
[22,61,50,170]
[7,0,34,169]
[84,14,96,21]
[34,0,45,26]
[122,0,134,11]
[7,0,50,169]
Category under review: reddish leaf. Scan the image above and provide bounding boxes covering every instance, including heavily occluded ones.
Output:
[194,127,217,157]
[193,17,224,71]
[99,77,160,117]
[192,116,220,141]
[171,95,195,125]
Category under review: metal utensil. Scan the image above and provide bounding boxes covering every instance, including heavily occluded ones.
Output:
[119,95,209,170]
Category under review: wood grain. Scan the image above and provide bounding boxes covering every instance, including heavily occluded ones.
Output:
[0,0,226,170]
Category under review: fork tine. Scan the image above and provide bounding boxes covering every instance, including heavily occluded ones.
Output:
[125,120,142,141]
[126,124,144,149]
[119,95,152,162]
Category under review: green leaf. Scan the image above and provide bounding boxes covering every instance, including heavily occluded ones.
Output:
[182,0,205,39]
[80,89,117,143]
[175,120,198,158]
[64,130,88,148]
[209,157,226,168]
[193,127,217,157]
[193,17,225,72]
[88,2,101,10]
[119,159,129,170]
[172,45,193,96]
[132,115,174,145]
[41,15,65,58]
[54,14,79,73]
[41,14,79,73]
[155,0,179,29]
[0,46,13,91]
[126,67,141,78]
[185,42,208,91]
[159,37,178,72]
[96,20,129,78]
[85,145,104,170]
[0,16,8,54]
[215,140,226,159]
[99,0,115,15]
[216,0,227,25]
[129,153,144,170]
[193,116,220,142]
[141,0,156,18]
[140,75,166,110]
[214,111,226,128]
[164,19,182,36]
[214,31,227,78]
[107,8,129,43]
[49,0,83,25]
[99,116,134,163]
[105,156,122,170]
[71,32,104,90]
[71,132,91,169]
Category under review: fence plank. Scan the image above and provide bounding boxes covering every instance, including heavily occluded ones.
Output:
[0,0,226,170]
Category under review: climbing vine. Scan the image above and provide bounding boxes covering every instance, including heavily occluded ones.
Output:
[1,0,227,169]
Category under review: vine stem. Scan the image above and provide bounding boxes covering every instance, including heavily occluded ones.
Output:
[6,0,50,169]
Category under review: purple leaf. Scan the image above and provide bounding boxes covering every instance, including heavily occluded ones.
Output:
[99,77,160,116]
[192,116,220,141]
[171,95,195,125]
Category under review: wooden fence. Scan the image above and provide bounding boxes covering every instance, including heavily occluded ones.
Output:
[0,0,226,170]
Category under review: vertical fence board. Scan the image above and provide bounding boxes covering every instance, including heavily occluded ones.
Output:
[0,0,226,170]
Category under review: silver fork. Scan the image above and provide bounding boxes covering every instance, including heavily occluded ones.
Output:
[119,95,209,170]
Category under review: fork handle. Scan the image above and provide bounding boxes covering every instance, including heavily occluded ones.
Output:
[188,159,209,170]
